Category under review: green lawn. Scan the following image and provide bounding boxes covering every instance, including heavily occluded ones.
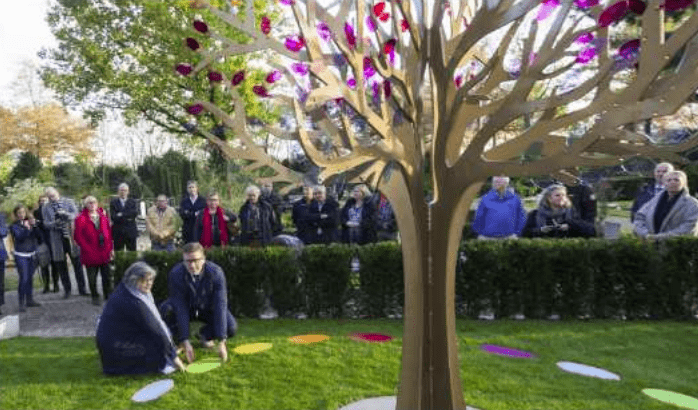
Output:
[1,319,697,409]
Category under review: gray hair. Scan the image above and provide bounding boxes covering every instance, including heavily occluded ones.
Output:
[122,262,157,289]
[245,185,260,196]
[314,185,326,194]
[655,162,674,173]
[156,194,167,201]
[118,183,129,190]
[83,196,98,207]
[45,187,58,197]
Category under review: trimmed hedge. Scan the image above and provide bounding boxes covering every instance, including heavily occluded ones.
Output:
[114,237,698,319]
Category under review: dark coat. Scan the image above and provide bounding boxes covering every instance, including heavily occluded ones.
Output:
[0,213,7,261]
[238,200,275,246]
[522,209,596,238]
[193,208,238,247]
[179,195,207,244]
[166,261,230,343]
[260,191,284,235]
[73,207,113,267]
[96,283,177,375]
[307,199,340,244]
[42,198,79,262]
[566,183,597,224]
[292,199,314,244]
[9,220,41,254]
[340,199,378,244]
[33,207,50,246]
[631,182,661,222]
[109,197,139,239]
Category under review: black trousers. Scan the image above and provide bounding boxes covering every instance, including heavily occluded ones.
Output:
[86,264,112,299]
[53,237,87,294]
[113,235,137,252]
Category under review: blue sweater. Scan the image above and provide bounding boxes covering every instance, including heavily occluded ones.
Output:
[96,283,176,375]
[471,189,527,238]
[167,261,229,342]
[9,221,40,254]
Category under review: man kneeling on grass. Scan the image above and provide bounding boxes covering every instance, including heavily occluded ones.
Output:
[160,242,237,363]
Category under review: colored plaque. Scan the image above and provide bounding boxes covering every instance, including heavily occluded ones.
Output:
[233,342,273,354]
[131,379,174,403]
[338,396,482,410]
[480,344,535,358]
[187,359,222,374]
[556,361,621,380]
[642,389,698,409]
[349,332,394,342]
[288,334,330,344]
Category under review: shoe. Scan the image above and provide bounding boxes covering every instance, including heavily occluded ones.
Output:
[63,292,71,299]
[43,288,50,294]
[201,340,215,349]
[26,301,42,308]
[53,287,60,293]
[91,297,101,306]
[19,305,26,313]
[79,291,90,297]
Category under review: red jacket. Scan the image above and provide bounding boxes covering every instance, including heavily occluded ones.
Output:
[74,207,113,266]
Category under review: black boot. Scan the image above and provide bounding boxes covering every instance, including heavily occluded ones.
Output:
[26,300,42,308]
[19,295,26,313]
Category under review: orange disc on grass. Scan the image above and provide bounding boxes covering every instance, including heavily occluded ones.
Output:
[288,334,330,344]
[233,343,273,355]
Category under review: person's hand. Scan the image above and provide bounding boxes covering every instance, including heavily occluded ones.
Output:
[217,340,228,363]
[180,340,195,363]
[109,250,115,261]
[540,226,553,233]
[320,214,328,219]
[174,356,187,372]
[223,215,230,222]
[559,224,569,231]
[117,212,123,217]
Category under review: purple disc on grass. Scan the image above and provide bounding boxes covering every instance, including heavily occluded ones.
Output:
[481,344,535,358]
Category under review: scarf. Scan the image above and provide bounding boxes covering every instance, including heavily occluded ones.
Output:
[124,283,175,353]
[536,204,574,228]
[201,207,228,248]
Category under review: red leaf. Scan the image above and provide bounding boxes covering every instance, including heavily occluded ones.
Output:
[231,71,245,86]
[261,16,271,35]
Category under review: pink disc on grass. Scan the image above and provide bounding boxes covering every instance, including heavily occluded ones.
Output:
[349,332,394,343]
[481,344,535,358]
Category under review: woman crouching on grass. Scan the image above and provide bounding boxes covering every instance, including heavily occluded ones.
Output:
[96,262,186,375]
[10,204,43,312]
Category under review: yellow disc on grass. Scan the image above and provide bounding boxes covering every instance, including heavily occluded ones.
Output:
[233,343,273,355]
[187,360,221,374]
[288,334,330,344]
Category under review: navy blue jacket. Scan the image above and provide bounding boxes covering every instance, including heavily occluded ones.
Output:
[167,261,229,343]
[9,221,41,253]
[179,195,207,243]
[292,199,314,244]
[0,214,7,261]
[96,283,177,375]
[631,182,661,222]
[110,197,139,239]
[308,199,340,244]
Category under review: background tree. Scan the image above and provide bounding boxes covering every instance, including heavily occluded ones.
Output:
[0,103,94,161]
[179,0,698,408]
[8,152,43,185]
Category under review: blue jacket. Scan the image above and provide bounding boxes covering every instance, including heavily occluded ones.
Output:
[471,189,527,237]
[179,195,207,243]
[9,221,41,254]
[167,261,229,343]
[631,182,661,222]
[96,283,177,375]
[0,214,7,261]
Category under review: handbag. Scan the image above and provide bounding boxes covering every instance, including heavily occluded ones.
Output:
[35,243,51,268]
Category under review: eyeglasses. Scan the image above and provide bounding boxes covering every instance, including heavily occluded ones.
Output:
[184,257,205,264]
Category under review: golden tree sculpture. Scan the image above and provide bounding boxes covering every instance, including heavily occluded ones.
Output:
[178,0,698,408]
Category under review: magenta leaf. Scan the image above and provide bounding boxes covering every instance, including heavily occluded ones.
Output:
[187,104,204,115]
[372,81,381,102]
[618,39,640,60]
[279,0,295,5]
[575,33,595,44]
[575,47,598,64]
[401,19,409,32]
[208,71,223,82]
[664,0,696,11]
[628,0,647,14]
[193,20,208,33]
[265,70,282,83]
[574,0,599,8]
[383,80,391,98]
[284,35,305,52]
[347,77,356,89]
[292,63,309,75]
[176,64,193,76]
[373,2,390,21]
[253,85,270,97]
[231,71,245,86]
[598,1,629,27]
[454,74,463,88]
[536,0,561,21]
[317,22,332,41]
[366,16,377,32]
[261,16,271,35]
[363,57,376,79]
[384,39,397,65]
[186,37,200,51]
[345,23,356,49]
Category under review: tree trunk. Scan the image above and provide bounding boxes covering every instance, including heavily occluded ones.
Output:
[381,168,483,410]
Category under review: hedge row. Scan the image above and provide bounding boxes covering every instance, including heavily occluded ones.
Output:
[114,237,698,319]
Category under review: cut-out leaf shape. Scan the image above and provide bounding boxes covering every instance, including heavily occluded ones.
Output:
[345,23,356,49]
[373,2,390,21]
[285,35,305,52]
[401,19,410,32]
[576,33,594,44]
[347,77,356,89]
[266,70,282,83]
[618,38,640,60]
[187,104,204,115]
[372,81,381,101]
[176,64,193,76]
[186,37,200,51]
[292,63,308,75]
[576,47,598,64]
[253,85,270,97]
[231,71,245,85]
[383,80,391,98]
[664,0,696,10]
[208,71,223,82]
[628,0,646,14]
[363,57,376,79]
[193,20,208,33]
[279,0,294,5]
[537,0,560,20]
[261,16,271,35]
[598,1,628,27]
[317,22,332,41]
[366,16,377,32]
[454,74,463,88]
[574,0,599,8]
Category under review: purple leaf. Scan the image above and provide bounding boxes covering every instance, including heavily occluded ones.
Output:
[629,0,647,14]
[345,23,356,49]
[618,38,640,60]
[363,57,375,79]
[454,74,463,88]
[291,63,309,75]
[231,70,245,86]
[598,1,629,27]
[175,64,193,76]
[333,53,347,67]
[664,0,696,11]
[208,71,223,82]
[317,22,332,41]
[536,0,560,21]
[279,0,295,5]
[575,47,598,64]
[266,70,282,83]
[574,0,599,7]
[187,104,204,115]
[347,77,356,89]
[366,16,377,32]
[186,37,200,51]
[253,85,270,97]
[575,33,594,44]
[383,80,391,98]
[372,81,381,103]
[261,16,271,35]
[384,39,397,65]
[193,20,208,33]
[285,35,305,52]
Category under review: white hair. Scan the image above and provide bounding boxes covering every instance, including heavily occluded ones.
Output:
[83,196,98,207]
[118,183,129,190]
[655,162,674,173]
[45,187,58,196]
[245,185,260,196]
[314,185,326,194]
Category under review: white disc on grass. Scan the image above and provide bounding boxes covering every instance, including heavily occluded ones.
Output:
[131,379,174,403]
[556,361,621,380]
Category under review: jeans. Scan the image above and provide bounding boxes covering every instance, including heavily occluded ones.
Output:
[0,260,5,306]
[15,254,35,304]
[86,264,112,299]
[151,241,175,252]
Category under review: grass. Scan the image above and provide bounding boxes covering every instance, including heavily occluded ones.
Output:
[1,319,698,410]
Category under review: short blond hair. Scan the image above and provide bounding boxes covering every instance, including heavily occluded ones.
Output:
[664,170,688,188]
[83,196,98,207]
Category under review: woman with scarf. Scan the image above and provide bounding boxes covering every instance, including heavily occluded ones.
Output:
[193,191,238,248]
[9,204,42,312]
[73,196,113,306]
[340,184,377,244]
[96,262,186,375]
[522,184,596,238]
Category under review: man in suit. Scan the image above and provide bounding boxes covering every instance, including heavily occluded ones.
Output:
[179,180,207,245]
[308,185,340,244]
[110,183,139,251]
[631,162,674,222]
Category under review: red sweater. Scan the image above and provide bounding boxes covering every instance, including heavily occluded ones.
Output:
[74,207,113,266]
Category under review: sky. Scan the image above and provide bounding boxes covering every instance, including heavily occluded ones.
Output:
[0,0,56,104]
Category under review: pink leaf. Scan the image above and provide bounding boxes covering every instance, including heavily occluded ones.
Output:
[384,39,397,65]
[187,104,204,115]
[261,16,271,35]
[575,47,598,64]
[292,63,309,75]
[347,77,356,89]
[317,22,332,41]
[266,70,282,83]
[574,0,599,8]
[175,64,193,76]
[208,71,223,82]
[536,0,560,21]
[575,33,595,44]
[193,20,208,33]
[231,71,245,86]
[284,35,305,52]
[598,1,629,27]
[185,37,200,51]
[373,2,390,21]
[253,85,270,97]
[345,23,356,49]
[279,0,295,5]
